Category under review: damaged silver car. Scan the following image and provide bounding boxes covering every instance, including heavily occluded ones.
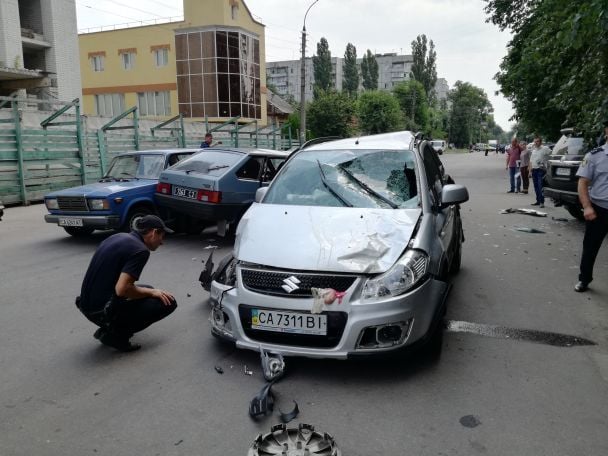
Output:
[205,131,469,359]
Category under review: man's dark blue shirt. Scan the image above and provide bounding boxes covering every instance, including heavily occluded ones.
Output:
[80,232,149,312]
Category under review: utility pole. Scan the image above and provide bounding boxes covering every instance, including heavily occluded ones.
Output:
[299,0,319,145]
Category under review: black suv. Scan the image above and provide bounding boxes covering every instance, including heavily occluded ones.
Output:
[544,129,589,220]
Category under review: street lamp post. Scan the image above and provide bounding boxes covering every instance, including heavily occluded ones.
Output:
[299,0,319,145]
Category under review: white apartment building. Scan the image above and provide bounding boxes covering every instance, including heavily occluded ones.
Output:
[266,53,449,103]
[0,0,81,101]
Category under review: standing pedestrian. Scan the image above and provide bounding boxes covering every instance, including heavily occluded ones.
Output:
[519,141,530,194]
[505,138,523,193]
[76,215,177,351]
[529,136,551,207]
[574,119,608,292]
[200,132,222,148]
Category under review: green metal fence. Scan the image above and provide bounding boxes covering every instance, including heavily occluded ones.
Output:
[0,96,296,205]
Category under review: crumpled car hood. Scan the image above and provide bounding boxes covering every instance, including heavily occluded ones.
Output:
[235,203,421,274]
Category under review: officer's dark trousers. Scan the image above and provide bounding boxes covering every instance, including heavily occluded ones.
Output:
[579,204,608,284]
[78,286,177,338]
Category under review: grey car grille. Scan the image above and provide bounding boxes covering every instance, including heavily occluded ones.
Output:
[240,267,357,297]
[57,196,88,211]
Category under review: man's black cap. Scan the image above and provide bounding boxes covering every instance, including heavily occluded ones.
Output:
[135,215,174,234]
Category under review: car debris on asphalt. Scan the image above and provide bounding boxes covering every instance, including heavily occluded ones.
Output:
[513,226,546,233]
[500,208,547,217]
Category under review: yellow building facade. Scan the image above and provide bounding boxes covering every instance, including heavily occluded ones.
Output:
[79,0,267,125]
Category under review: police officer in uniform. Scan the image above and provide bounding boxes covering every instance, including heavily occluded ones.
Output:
[574,119,608,292]
[76,215,177,351]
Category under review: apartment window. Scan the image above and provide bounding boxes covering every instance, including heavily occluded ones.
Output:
[90,55,104,72]
[138,91,171,116]
[121,52,135,70]
[94,93,125,117]
[154,48,168,67]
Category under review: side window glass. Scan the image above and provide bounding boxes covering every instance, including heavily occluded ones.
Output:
[423,145,443,203]
[236,157,262,180]
[167,153,192,167]
[261,157,285,182]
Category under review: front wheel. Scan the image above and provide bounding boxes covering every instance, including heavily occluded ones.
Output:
[63,226,95,236]
[123,206,154,232]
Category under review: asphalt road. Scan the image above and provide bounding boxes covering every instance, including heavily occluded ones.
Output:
[1,150,607,456]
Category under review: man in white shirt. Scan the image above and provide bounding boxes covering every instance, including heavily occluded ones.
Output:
[529,136,552,207]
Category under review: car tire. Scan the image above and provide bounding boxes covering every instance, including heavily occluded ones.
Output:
[124,206,154,232]
[565,204,585,221]
[63,226,95,236]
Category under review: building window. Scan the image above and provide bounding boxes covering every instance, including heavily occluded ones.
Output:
[90,55,104,72]
[153,48,168,67]
[94,93,125,117]
[137,91,171,116]
[121,52,136,70]
[175,28,261,119]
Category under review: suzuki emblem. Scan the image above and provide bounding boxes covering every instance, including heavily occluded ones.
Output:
[281,276,301,293]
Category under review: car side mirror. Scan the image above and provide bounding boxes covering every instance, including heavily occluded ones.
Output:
[441,184,469,207]
[255,186,269,203]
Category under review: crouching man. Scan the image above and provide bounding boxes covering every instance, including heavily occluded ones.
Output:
[76,215,177,352]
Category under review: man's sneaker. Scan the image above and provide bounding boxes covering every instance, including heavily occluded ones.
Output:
[531,202,540,206]
[540,204,544,208]
[93,327,106,340]
[574,281,589,292]
[507,190,515,193]
[98,331,141,352]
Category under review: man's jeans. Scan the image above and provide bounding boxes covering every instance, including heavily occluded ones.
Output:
[531,168,545,203]
[508,166,518,192]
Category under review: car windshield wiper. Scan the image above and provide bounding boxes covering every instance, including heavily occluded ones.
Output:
[99,176,119,182]
[208,165,229,171]
[336,165,399,209]
[316,160,352,207]
[120,172,139,180]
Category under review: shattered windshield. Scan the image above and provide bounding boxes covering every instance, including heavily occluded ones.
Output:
[104,154,166,180]
[264,149,419,209]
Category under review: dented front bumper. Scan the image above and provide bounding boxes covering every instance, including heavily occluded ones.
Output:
[208,270,448,360]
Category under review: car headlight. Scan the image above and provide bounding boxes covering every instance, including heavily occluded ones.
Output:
[362,249,429,301]
[88,199,109,210]
[45,198,58,210]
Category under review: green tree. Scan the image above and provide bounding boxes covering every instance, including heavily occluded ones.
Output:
[410,35,438,101]
[447,81,493,147]
[342,43,359,97]
[306,91,355,138]
[356,91,403,134]
[360,50,379,91]
[393,80,429,132]
[485,0,608,140]
[312,37,332,97]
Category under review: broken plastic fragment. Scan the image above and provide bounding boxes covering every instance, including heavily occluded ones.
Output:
[249,381,275,418]
[501,208,547,217]
[514,226,545,233]
[199,250,214,291]
[279,401,300,423]
[260,347,285,382]
[244,365,253,376]
[214,366,224,374]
